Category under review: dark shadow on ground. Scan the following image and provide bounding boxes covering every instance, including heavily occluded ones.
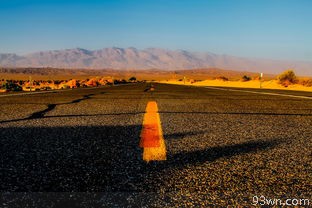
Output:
[166,139,280,168]
[0,125,283,207]
[165,131,206,140]
[0,125,281,192]
[0,125,144,192]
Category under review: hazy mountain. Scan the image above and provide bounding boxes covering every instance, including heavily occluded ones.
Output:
[0,47,311,76]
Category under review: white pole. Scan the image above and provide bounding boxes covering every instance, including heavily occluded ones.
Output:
[260,73,263,88]
[30,76,32,92]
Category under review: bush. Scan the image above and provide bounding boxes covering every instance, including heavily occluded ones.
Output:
[277,70,297,87]
[241,75,251,82]
[216,76,228,81]
[299,79,312,87]
[2,82,22,91]
[129,77,137,82]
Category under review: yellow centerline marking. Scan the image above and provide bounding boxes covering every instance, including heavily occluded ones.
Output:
[140,101,167,162]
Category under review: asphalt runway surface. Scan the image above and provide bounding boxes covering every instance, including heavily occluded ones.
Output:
[1,83,311,207]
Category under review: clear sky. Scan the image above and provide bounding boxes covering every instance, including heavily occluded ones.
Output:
[0,0,311,61]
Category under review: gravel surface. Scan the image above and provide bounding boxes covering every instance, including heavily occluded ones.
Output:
[1,83,311,207]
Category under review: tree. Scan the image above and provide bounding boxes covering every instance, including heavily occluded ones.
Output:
[216,76,229,81]
[241,75,251,82]
[129,76,137,82]
[3,81,22,91]
[277,70,297,87]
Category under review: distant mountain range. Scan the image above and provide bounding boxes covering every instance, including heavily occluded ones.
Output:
[0,47,311,76]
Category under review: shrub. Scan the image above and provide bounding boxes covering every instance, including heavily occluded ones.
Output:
[299,79,312,87]
[2,82,22,91]
[277,70,297,87]
[216,76,228,81]
[241,75,251,82]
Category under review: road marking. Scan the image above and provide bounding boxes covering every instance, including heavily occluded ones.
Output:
[205,86,312,100]
[140,101,166,162]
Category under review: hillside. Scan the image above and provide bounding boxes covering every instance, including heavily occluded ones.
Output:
[0,67,273,81]
[0,47,311,76]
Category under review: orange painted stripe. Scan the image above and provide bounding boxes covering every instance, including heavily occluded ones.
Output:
[140,123,160,147]
[145,101,158,112]
[140,101,166,162]
[140,101,161,148]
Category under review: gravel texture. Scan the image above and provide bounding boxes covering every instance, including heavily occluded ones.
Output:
[0,83,311,207]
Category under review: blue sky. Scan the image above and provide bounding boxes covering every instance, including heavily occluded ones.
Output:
[0,0,311,61]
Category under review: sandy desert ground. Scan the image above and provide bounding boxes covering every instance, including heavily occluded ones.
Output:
[159,79,312,92]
